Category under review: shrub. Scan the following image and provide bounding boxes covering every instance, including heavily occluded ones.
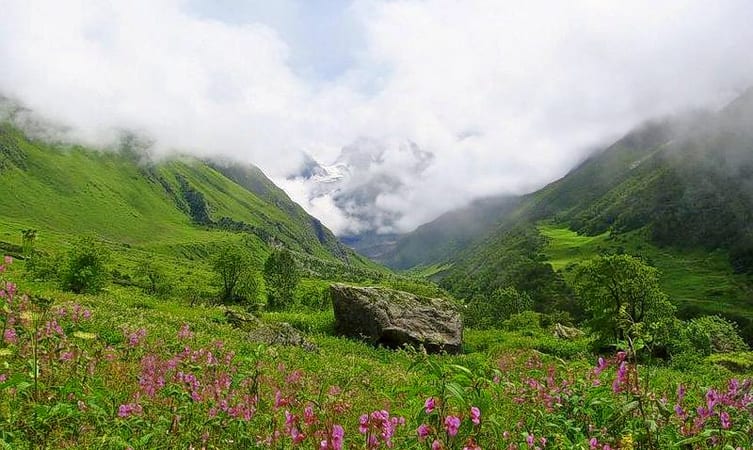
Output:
[683,315,749,355]
[135,256,173,298]
[60,237,110,294]
[24,249,62,281]
[502,311,542,332]
[263,248,300,311]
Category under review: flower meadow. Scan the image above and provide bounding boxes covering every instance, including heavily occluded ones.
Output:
[1,256,753,449]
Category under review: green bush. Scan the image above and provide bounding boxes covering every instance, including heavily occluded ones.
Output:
[60,238,110,294]
[24,249,62,281]
[683,315,748,355]
[502,311,542,332]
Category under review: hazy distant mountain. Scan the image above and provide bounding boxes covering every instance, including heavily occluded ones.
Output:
[288,138,434,234]
[344,195,519,270]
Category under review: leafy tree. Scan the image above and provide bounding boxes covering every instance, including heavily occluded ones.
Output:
[465,286,533,329]
[263,248,300,311]
[212,243,255,303]
[573,254,675,346]
[60,237,110,294]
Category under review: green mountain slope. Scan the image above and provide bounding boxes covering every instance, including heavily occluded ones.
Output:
[437,89,753,334]
[0,121,373,270]
[380,195,519,270]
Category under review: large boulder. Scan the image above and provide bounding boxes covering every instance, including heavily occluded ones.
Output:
[330,284,463,354]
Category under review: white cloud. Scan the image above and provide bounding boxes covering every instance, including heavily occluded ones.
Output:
[1,0,752,234]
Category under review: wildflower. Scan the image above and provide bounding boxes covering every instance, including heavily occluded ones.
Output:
[432,440,442,450]
[3,328,17,344]
[417,423,431,440]
[331,424,344,450]
[304,403,316,425]
[526,434,535,447]
[425,397,436,414]
[4,256,12,265]
[444,415,460,437]
[60,351,74,361]
[117,403,143,418]
[290,427,305,445]
[0,374,6,383]
[177,323,193,340]
[593,357,607,376]
[720,411,731,429]
[470,406,481,425]
[677,383,686,402]
[589,437,599,449]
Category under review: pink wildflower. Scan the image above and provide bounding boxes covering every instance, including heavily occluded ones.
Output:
[444,415,460,437]
[720,411,731,429]
[432,440,442,450]
[177,323,193,340]
[417,424,430,441]
[470,406,481,425]
[425,397,436,413]
[3,328,17,344]
[331,424,344,450]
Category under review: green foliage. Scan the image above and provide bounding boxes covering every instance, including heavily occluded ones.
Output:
[24,249,62,281]
[706,352,753,373]
[573,254,675,347]
[212,243,258,303]
[465,286,533,329]
[263,248,300,311]
[60,237,110,294]
[442,225,575,316]
[682,315,749,355]
[501,310,542,332]
[134,255,172,297]
[21,229,37,256]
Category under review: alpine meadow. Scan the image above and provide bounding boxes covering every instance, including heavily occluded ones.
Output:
[2,2,753,449]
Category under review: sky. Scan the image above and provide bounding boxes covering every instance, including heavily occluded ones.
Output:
[1,0,752,234]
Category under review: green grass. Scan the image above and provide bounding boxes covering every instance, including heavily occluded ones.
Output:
[538,222,753,320]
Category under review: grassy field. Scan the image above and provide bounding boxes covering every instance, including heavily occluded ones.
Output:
[2,254,752,448]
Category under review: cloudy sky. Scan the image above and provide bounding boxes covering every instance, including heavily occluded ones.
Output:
[1,0,752,234]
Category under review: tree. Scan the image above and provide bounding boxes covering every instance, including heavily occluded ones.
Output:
[60,237,110,294]
[212,243,254,303]
[573,254,675,346]
[263,248,300,311]
[465,286,533,329]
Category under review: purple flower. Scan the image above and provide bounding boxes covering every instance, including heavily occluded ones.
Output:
[720,411,731,429]
[331,424,344,450]
[3,328,17,344]
[470,406,481,425]
[417,423,430,441]
[425,397,436,414]
[444,415,460,437]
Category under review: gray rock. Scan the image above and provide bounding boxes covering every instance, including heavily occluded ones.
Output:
[553,323,585,340]
[225,309,317,352]
[330,284,463,354]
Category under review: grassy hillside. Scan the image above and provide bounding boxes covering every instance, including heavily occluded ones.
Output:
[0,121,379,270]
